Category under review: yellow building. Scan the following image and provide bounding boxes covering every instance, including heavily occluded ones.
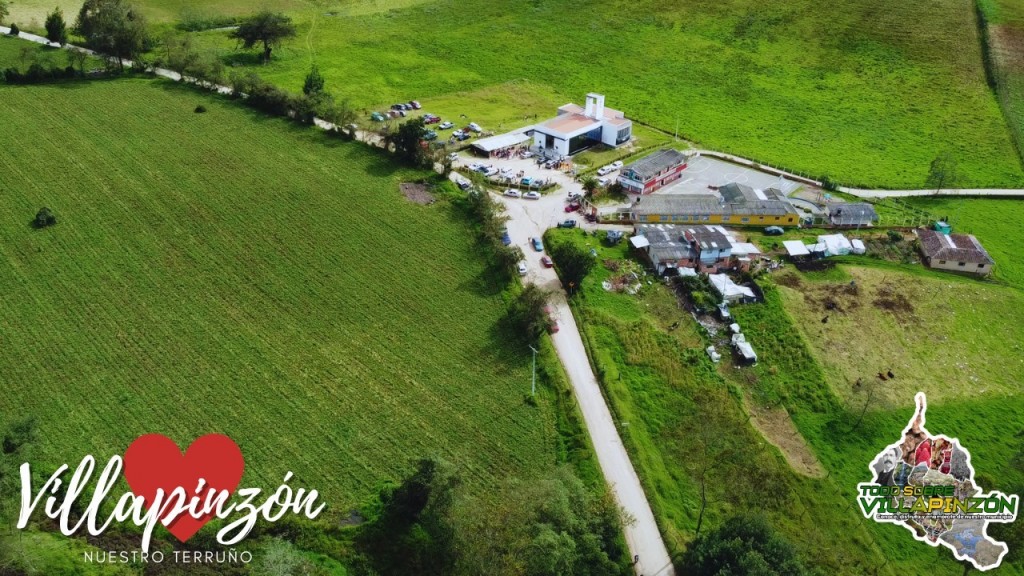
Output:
[631,184,800,226]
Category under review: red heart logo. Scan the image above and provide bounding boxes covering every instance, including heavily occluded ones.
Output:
[123,434,245,542]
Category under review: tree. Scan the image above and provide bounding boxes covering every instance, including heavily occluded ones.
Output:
[0,1,10,25]
[74,0,150,70]
[582,176,599,196]
[452,466,626,576]
[549,239,596,293]
[508,284,551,340]
[45,7,68,45]
[230,11,295,63]
[682,513,810,576]
[389,117,428,166]
[32,207,57,229]
[67,49,89,75]
[356,458,459,576]
[926,152,958,194]
[302,63,324,96]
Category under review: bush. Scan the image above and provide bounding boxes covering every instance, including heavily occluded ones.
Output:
[33,207,57,228]
[194,104,206,113]
[887,229,902,243]
[8,23,19,36]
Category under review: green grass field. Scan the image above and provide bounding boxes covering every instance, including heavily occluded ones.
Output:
[979,0,1024,169]
[0,78,559,512]
[158,0,1023,189]
[7,0,1021,188]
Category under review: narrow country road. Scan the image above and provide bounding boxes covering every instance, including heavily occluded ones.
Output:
[469,156,676,576]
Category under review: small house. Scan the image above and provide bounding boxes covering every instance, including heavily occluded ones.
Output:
[618,149,689,194]
[916,229,994,275]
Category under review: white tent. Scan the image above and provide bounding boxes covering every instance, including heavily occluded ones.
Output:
[851,238,866,255]
[736,341,757,363]
[709,274,755,302]
[629,235,650,249]
[471,132,531,153]
[817,234,852,256]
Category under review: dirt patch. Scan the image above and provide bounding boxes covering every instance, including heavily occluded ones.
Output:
[400,182,435,205]
[774,271,803,289]
[872,280,915,322]
[991,24,1024,72]
[798,278,862,316]
[744,395,826,478]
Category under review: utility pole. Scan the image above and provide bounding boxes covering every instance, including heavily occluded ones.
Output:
[529,345,538,396]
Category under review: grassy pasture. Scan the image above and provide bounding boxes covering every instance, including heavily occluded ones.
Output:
[980,0,1024,169]
[774,264,1024,408]
[0,79,559,512]
[153,0,1024,189]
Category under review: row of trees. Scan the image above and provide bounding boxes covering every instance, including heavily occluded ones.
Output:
[351,459,629,576]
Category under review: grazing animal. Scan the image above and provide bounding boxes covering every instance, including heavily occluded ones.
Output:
[887,370,895,379]
[878,372,888,381]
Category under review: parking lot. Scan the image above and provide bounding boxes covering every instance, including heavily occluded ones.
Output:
[658,155,801,197]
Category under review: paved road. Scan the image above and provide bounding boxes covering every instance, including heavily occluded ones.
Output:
[469,157,675,576]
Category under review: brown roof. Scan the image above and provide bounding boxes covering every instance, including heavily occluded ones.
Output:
[917,229,994,265]
[541,113,601,134]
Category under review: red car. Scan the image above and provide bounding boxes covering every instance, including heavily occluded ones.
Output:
[544,305,560,333]
[541,256,553,268]
[565,202,580,213]
[422,114,441,124]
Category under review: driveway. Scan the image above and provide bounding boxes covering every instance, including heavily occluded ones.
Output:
[474,158,676,576]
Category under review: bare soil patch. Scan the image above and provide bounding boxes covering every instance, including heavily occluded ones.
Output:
[400,182,435,205]
[743,395,826,478]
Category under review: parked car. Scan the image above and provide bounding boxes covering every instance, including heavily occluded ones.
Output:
[524,191,541,200]
[447,152,458,162]
[391,103,405,110]
[409,100,421,109]
[467,122,482,133]
[455,177,472,191]
[541,255,553,268]
[521,151,534,158]
[501,229,512,245]
[521,177,532,186]
[517,261,528,276]
[422,114,440,124]
[531,237,543,252]
[597,177,609,186]
[423,130,438,141]
[455,131,471,141]
[597,165,614,176]
[764,226,785,236]
[503,189,521,198]
[387,110,401,119]
[544,305,559,333]
[439,121,454,130]
[485,167,499,177]
[567,192,582,201]
[370,112,386,121]
[565,202,580,213]
[557,220,577,228]
[611,160,623,169]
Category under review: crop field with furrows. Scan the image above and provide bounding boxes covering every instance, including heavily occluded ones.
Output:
[0,78,558,510]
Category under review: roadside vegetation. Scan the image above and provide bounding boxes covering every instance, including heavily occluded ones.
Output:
[545,227,1024,574]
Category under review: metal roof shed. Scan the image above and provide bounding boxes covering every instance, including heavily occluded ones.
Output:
[736,342,757,364]
[783,241,810,257]
[471,132,531,153]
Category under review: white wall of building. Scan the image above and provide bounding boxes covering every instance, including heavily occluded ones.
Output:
[929,259,991,275]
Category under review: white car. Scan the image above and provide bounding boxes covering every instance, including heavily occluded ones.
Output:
[597,177,609,186]
[447,152,459,162]
[503,189,521,198]
[468,122,482,133]
[521,151,534,158]
[517,261,528,276]
[485,167,499,177]
[470,162,485,171]
[523,191,541,200]
[611,160,623,169]
[567,192,582,201]
[439,121,454,129]
[597,166,614,176]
